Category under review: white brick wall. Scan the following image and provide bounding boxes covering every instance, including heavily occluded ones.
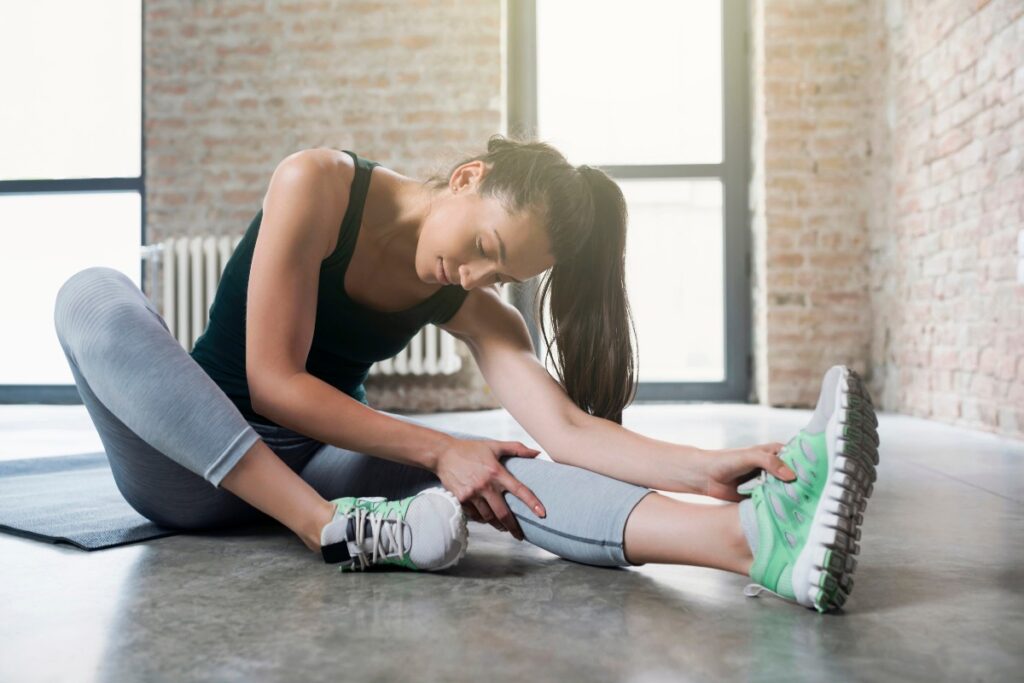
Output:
[754,0,1023,439]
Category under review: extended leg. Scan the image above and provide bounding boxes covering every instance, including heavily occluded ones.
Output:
[303,431,754,573]
[622,494,753,575]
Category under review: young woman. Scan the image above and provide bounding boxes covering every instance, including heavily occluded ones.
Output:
[53,135,879,613]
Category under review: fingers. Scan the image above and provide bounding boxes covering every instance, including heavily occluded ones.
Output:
[461,502,484,523]
[497,469,547,518]
[465,497,510,533]
[482,487,525,541]
[764,451,797,481]
[500,441,542,458]
[469,497,498,527]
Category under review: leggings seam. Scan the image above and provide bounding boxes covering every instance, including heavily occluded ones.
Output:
[205,427,260,487]
[514,514,623,549]
[620,490,656,566]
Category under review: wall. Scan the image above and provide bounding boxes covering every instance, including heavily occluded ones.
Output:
[866,0,1024,437]
[753,0,1024,439]
[750,0,875,407]
[144,0,505,411]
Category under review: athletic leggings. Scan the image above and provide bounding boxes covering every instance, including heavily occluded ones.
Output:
[52,266,652,567]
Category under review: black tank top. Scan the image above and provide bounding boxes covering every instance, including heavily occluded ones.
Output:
[189,149,469,427]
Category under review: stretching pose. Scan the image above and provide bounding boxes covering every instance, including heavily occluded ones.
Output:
[53,135,879,613]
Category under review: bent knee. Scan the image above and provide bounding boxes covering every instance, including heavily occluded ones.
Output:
[54,267,148,343]
[56,266,129,307]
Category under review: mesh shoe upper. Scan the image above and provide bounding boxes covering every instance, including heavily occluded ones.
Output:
[747,431,829,601]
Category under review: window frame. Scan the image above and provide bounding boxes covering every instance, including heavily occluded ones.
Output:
[506,0,752,401]
[0,7,146,405]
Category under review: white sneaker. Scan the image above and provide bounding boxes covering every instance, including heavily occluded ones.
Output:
[320,487,468,572]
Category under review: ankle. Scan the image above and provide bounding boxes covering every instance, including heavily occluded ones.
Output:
[731,503,755,576]
[735,538,754,576]
[301,500,338,553]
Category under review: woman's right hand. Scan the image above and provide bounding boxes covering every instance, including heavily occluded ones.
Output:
[433,437,547,541]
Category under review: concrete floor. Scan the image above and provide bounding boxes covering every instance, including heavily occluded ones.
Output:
[0,402,1021,683]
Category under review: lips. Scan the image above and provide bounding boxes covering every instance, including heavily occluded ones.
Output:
[437,257,450,285]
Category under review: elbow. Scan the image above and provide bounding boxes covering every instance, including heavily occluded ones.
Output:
[248,374,280,418]
[566,407,594,432]
[249,388,272,419]
[545,416,588,466]
[249,369,305,419]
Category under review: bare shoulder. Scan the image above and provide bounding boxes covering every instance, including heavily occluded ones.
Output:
[440,285,531,350]
[276,147,354,188]
[263,148,356,260]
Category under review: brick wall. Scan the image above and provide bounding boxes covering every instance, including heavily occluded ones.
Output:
[754,0,1024,439]
[866,0,1024,437]
[144,0,504,411]
[750,0,875,407]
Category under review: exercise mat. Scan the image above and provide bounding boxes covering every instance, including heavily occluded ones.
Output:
[0,452,178,550]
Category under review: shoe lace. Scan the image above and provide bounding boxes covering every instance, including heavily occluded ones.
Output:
[347,504,409,571]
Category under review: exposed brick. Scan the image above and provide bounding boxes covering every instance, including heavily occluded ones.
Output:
[753,0,1024,440]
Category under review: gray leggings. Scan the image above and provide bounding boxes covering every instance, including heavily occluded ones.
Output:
[53,266,652,567]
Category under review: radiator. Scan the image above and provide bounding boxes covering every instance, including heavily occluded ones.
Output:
[140,235,499,377]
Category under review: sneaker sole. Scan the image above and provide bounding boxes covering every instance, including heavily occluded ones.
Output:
[417,487,470,572]
[791,365,879,613]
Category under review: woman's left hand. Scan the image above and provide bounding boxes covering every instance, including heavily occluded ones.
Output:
[698,442,797,502]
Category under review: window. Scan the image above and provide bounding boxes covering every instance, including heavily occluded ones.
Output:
[0,0,143,403]
[507,0,751,400]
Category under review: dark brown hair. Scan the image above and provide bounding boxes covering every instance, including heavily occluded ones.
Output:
[424,133,638,424]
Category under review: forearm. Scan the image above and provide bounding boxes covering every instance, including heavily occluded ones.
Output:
[254,372,453,471]
[546,414,709,493]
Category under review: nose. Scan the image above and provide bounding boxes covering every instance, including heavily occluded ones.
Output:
[457,262,493,290]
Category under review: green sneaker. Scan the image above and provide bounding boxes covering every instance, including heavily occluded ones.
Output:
[741,365,879,613]
[320,486,468,572]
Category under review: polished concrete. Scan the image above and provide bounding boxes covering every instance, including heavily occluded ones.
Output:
[1,403,1022,682]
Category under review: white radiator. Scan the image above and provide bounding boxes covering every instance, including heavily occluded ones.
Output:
[140,235,493,377]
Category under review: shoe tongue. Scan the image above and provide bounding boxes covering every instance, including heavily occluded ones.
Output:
[345,516,370,542]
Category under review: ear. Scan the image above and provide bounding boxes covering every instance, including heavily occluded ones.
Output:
[452,160,488,192]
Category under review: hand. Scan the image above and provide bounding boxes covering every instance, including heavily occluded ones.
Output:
[699,442,797,502]
[433,438,548,541]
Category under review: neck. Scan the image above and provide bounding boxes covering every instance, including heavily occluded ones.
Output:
[363,170,437,282]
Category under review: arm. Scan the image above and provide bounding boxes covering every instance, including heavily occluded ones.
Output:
[440,286,710,493]
[255,374,453,471]
[246,149,455,471]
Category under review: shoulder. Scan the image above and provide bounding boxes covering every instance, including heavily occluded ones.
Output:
[263,148,357,260]
[439,285,532,350]
[275,147,354,189]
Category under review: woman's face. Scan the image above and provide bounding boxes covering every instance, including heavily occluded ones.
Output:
[416,161,555,290]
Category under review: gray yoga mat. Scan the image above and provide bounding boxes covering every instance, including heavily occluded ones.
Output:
[0,452,180,550]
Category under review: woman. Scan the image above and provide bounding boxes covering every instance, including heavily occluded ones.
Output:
[53,135,878,613]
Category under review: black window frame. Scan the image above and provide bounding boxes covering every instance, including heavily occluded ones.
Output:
[0,7,146,405]
[506,0,752,401]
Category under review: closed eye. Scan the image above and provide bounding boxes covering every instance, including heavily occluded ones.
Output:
[478,236,507,286]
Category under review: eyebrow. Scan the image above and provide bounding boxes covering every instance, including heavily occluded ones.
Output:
[492,228,523,283]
